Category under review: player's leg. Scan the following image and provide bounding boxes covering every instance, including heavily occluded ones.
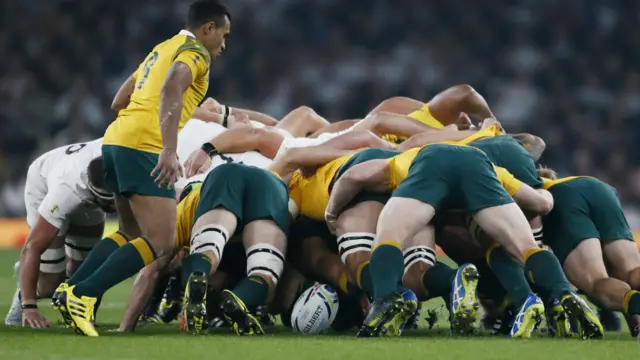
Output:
[468,165,601,339]
[336,200,384,296]
[603,240,640,337]
[275,106,331,138]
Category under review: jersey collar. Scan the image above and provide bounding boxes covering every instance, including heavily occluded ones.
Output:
[179,29,196,38]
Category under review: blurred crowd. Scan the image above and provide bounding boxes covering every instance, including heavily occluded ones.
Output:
[1,0,639,225]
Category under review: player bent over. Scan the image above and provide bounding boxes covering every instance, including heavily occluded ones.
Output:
[539,169,640,339]
[6,139,113,328]
[180,163,291,335]
[327,144,603,339]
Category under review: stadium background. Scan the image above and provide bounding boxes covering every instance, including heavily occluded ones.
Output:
[1,0,639,248]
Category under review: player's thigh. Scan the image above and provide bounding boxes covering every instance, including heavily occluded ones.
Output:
[193,164,249,231]
[586,179,634,243]
[563,238,609,294]
[603,240,640,282]
[114,194,141,239]
[129,195,176,251]
[376,196,436,246]
[243,168,291,236]
[336,200,383,269]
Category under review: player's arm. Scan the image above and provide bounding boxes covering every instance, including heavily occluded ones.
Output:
[19,216,60,308]
[356,112,435,137]
[325,159,391,220]
[269,144,356,181]
[496,166,553,216]
[427,84,495,126]
[111,72,137,115]
[396,126,477,152]
[119,254,173,332]
[232,108,278,126]
[159,62,194,152]
[322,130,395,151]
[310,120,360,138]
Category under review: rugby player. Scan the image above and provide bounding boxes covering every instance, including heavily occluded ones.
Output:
[53,0,232,337]
[5,139,113,328]
[538,168,640,338]
[326,143,603,339]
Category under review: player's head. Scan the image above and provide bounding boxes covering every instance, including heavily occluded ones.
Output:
[511,133,546,161]
[86,157,115,212]
[187,0,231,58]
[537,165,557,180]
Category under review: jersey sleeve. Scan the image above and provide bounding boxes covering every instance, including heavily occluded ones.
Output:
[174,40,210,81]
[37,182,84,229]
[493,166,522,196]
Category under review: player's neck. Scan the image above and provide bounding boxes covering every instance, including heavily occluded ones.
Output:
[179,29,196,38]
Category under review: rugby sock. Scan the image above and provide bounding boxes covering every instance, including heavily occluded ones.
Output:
[357,262,374,296]
[67,232,129,286]
[486,245,531,309]
[369,242,404,300]
[624,290,640,316]
[338,271,361,295]
[73,237,156,298]
[523,248,572,299]
[233,275,270,307]
[180,253,212,287]
[421,262,456,301]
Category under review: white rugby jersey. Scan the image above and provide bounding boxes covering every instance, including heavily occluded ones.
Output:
[25,138,105,230]
[176,119,274,188]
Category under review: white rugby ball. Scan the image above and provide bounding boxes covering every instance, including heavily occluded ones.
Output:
[290,283,339,334]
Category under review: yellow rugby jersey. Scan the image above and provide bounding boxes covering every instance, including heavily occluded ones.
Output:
[455,125,504,145]
[104,31,211,153]
[542,176,585,190]
[386,144,521,195]
[175,185,202,249]
[288,153,354,220]
[409,104,443,129]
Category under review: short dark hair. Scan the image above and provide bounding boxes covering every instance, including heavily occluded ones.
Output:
[87,157,106,190]
[187,1,231,29]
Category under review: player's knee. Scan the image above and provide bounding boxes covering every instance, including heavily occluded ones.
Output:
[65,235,99,262]
[39,248,66,274]
[246,243,285,287]
[338,232,374,265]
[403,245,436,279]
[190,224,230,264]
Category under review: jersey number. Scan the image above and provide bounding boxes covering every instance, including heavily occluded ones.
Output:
[218,153,243,165]
[137,51,159,90]
[65,143,87,155]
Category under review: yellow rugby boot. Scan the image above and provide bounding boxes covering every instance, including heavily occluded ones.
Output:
[560,292,604,339]
[357,290,418,337]
[51,282,72,327]
[546,298,571,337]
[56,285,98,336]
[220,290,264,336]
[450,263,481,335]
[508,293,544,339]
[180,272,208,335]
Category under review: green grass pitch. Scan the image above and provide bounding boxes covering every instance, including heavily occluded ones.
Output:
[0,250,636,360]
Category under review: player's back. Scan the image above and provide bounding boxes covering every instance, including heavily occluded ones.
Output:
[104,32,211,154]
[32,139,103,189]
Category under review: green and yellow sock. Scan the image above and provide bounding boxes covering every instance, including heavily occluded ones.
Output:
[74,237,157,298]
[486,245,531,309]
[370,241,404,301]
[624,290,640,316]
[180,253,212,287]
[233,275,270,307]
[338,271,361,296]
[68,231,129,286]
[523,248,572,300]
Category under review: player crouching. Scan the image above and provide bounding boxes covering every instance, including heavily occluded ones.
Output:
[179,163,291,335]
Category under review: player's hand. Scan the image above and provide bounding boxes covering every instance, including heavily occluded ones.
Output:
[201,97,222,113]
[227,113,251,129]
[456,113,473,130]
[22,308,52,328]
[325,210,338,235]
[183,149,212,178]
[480,118,504,133]
[152,149,184,189]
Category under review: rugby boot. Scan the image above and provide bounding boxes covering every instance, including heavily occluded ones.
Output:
[219,290,264,336]
[51,282,72,327]
[251,305,275,327]
[5,288,22,326]
[546,298,571,337]
[624,313,640,339]
[560,291,603,339]
[450,263,480,335]
[158,272,183,323]
[357,290,418,337]
[55,285,98,336]
[180,272,208,335]
[404,302,422,330]
[508,293,544,339]
[599,308,621,332]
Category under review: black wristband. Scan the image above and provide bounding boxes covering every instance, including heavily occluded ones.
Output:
[22,303,37,310]
[201,142,218,158]
[222,105,230,128]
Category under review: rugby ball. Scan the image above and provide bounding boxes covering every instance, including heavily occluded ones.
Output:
[290,283,339,334]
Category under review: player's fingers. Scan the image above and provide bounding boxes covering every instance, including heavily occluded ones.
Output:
[177,162,185,178]
[154,167,168,185]
[43,318,52,328]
